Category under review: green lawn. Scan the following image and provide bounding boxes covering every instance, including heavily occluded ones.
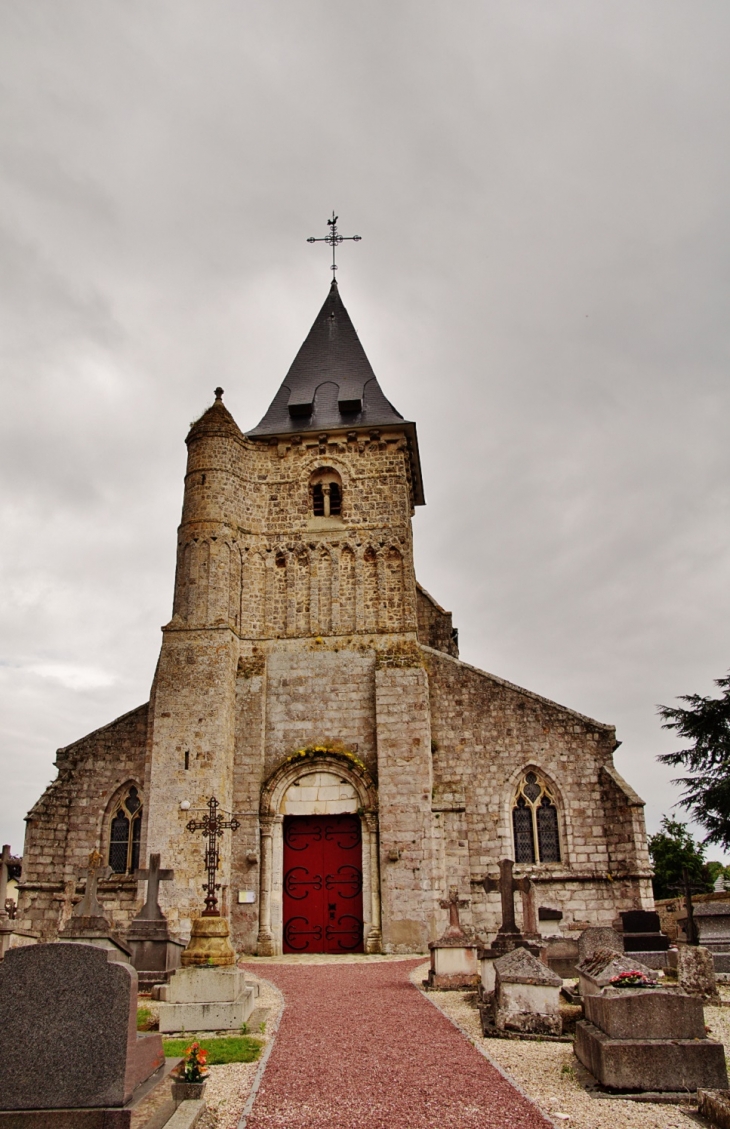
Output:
[162,1036,264,1065]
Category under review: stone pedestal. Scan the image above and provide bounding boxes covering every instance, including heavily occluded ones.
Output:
[427,939,479,989]
[576,988,728,1092]
[0,943,179,1126]
[0,924,38,960]
[678,944,721,1003]
[490,946,562,1036]
[181,917,236,968]
[127,920,185,988]
[157,966,256,1033]
[576,948,657,998]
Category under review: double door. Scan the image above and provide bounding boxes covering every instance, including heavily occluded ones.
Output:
[282,814,364,953]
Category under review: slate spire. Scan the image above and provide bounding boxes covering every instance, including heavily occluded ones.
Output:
[247,280,407,437]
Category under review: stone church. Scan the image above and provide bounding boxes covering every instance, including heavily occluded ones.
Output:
[17,279,654,954]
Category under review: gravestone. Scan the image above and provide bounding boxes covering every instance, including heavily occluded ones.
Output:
[427,887,480,989]
[58,850,130,961]
[677,944,721,1003]
[537,906,563,936]
[576,986,728,1092]
[576,948,657,997]
[619,910,669,963]
[127,854,184,987]
[0,942,177,1126]
[682,903,730,973]
[578,927,623,964]
[478,859,542,992]
[489,945,562,1036]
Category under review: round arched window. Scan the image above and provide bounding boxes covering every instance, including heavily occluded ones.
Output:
[309,468,343,518]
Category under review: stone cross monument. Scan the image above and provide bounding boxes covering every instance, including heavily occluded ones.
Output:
[71,850,112,921]
[440,886,470,939]
[134,854,174,921]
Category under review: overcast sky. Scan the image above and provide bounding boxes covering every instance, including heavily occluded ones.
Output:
[1,1,729,864]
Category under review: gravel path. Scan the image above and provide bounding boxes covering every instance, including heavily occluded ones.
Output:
[239,958,553,1129]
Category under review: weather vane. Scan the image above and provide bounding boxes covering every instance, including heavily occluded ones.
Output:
[307,211,361,274]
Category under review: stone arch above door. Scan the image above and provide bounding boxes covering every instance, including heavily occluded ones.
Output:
[260,750,378,819]
[257,751,381,956]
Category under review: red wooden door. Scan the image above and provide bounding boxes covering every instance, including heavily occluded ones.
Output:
[283,814,364,954]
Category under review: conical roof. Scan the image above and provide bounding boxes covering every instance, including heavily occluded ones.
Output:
[247,280,408,437]
[187,387,244,445]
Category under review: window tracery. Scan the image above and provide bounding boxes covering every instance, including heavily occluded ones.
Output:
[108,785,143,874]
[511,771,561,864]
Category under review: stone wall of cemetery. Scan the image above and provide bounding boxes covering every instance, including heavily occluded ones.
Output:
[17,705,149,941]
[423,645,654,937]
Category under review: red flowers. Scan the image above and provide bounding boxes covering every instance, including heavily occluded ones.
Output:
[182,1041,210,1082]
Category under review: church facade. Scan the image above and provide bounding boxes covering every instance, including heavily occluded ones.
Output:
[17,281,654,954]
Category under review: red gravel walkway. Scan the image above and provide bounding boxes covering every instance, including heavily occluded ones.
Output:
[242,960,552,1129]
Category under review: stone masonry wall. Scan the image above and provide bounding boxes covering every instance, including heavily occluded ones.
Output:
[416,584,458,657]
[172,405,419,643]
[18,705,149,942]
[375,662,438,952]
[423,646,653,937]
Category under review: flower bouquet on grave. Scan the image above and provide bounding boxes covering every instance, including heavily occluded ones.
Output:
[609,970,657,989]
[172,1041,209,1101]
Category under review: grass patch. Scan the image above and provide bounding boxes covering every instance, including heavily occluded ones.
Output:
[162,1036,264,1065]
[137,1007,155,1031]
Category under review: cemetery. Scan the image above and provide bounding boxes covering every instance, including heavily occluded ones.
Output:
[6,836,730,1128]
[1,279,729,1128]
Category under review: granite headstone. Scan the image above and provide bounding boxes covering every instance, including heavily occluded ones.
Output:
[0,942,164,1111]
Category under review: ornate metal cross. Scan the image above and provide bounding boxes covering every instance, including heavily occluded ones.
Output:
[307,212,361,274]
[135,853,174,921]
[482,858,533,936]
[73,849,111,919]
[186,797,240,917]
[671,865,704,946]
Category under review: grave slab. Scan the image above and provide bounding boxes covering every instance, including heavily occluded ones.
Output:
[491,945,562,1036]
[576,947,657,997]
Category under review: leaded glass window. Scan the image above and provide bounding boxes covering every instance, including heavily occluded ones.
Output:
[512,797,535,863]
[511,772,561,864]
[108,786,143,874]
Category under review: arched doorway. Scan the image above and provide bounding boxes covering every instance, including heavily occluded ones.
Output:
[257,753,381,955]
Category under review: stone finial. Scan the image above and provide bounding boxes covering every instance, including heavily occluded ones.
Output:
[214,386,224,400]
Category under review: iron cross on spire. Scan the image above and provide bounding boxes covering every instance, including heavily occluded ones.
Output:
[186,797,240,917]
[307,211,361,274]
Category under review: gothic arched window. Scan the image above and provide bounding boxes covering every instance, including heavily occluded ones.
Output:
[511,771,561,864]
[108,786,143,874]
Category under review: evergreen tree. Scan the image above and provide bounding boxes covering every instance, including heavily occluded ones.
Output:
[648,817,712,900]
[658,673,730,848]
